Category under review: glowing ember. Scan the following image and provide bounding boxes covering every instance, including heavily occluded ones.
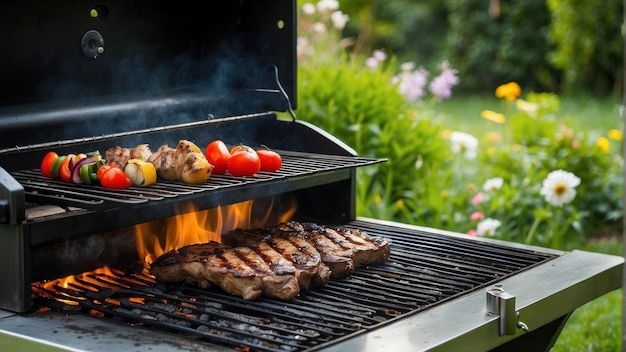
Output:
[32,198,297,308]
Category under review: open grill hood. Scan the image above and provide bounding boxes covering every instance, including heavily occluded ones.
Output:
[0,1,623,351]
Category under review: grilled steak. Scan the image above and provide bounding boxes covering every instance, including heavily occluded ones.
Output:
[224,227,332,290]
[150,240,299,300]
[150,221,391,300]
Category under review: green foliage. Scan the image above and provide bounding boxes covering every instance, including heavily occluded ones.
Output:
[443,0,557,93]
[339,0,448,66]
[552,289,622,352]
[298,53,450,218]
[547,0,624,95]
[465,92,623,248]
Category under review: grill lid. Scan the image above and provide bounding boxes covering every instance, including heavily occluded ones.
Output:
[0,0,296,148]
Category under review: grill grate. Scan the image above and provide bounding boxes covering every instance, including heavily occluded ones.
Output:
[32,219,557,352]
[12,151,383,211]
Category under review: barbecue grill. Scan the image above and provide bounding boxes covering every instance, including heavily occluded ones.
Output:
[0,1,622,351]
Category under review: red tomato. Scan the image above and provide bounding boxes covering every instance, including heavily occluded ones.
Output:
[228,147,261,177]
[204,140,231,175]
[96,164,113,180]
[257,148,282,172]
[59,154,76,182]
[40,151,58,178]
[98,165,132,189]
[230,144,251,155]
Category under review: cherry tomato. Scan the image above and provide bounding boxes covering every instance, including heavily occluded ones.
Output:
[230,144,251,155]
[228,147,261,177]
[97,165,132,189]
[256,147,282,172]
[204,140,231,175]
[40,151,59,178]
[59,154,76,182]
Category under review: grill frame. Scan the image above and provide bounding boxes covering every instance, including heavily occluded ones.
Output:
[1,218,621,352]
[26,219,559,352]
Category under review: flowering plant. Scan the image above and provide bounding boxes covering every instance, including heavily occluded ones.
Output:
[294,1,622,250]
[461,82,623,249]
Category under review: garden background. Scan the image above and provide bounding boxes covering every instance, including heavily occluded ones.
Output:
[290,0,624,350]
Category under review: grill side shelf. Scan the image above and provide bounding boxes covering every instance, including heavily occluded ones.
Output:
[12,152,385,211]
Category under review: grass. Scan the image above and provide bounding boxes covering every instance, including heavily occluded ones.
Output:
[434,94,624,134]
[551,238,623,352]
[436,93,624,351]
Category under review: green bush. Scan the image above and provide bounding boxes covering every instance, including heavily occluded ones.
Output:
[547,0,623,95]
[295,1,624,249]
[443,0,557,93]
[457,89,623,248]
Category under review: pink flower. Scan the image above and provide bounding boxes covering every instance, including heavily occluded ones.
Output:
[467,229,478,237]
[391,66,429,102]
[571,140,580,149]
[470,211,484,221]
[428,60,459,102]
[471,192,484,206]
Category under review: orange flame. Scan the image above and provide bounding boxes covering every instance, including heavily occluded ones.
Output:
[135,199,297,264]
[32,198,297,308]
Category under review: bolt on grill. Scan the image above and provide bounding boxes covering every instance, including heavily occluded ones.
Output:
[32,219,557,352]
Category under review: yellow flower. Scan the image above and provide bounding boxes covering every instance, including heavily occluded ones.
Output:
[608,129,622,141]
[374,194,382,204]
[441,129,452,139]
[487,146,498,155]
[596,136,610,153]
[480,110,506,124]
[515,99,539,116]
[468,183,476,192]
[495,82,522,102]
[396,199,404,209]
[440,190,448,198]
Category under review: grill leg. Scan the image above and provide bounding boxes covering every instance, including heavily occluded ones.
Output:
[489,314,570,352]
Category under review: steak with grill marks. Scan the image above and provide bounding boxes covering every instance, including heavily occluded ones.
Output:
[224,227,332,290]
[150,240,300,300]
[149,221,391,300]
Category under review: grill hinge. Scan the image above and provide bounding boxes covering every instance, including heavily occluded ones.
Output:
[486,286,530,336]
[0,166,25,224]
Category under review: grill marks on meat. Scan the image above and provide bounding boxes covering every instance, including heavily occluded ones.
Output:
[150,241,299,300]
[150,221,391,300]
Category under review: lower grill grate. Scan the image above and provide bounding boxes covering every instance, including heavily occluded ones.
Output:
[32,219,557,352]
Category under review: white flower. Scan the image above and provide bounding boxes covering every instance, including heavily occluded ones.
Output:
[365,57,379,70]
[400,61,415,72]
[317,0,339,12]
[540,170,581,207]
[450,131,478,159]
[302,3,316,15]
[483,177,504,192]
[477,218,501,236]
[330,11,350,30]
[312,22,327,33]
[415,155,423,170]
[372,49,387,62]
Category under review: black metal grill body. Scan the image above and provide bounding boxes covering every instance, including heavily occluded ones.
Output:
[0,1,623,351]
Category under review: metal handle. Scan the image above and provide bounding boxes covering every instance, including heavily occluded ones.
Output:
[486,286,530,336]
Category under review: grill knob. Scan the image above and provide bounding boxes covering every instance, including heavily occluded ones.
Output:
[81,30,105,59]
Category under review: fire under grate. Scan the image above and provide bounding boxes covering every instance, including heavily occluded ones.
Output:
[31,219,557,352]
